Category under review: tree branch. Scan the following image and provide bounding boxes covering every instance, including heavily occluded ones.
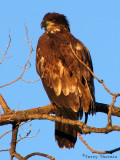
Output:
[78,133,120,154]
[0,104,120,135]
[17,130,40,143]
[0,30,11,64]
[0,120,31,139]
[0,25,34,88]
[0,94,11,113]
[95,102,120,117]
[107,96,116,126]
[10,123,23,160]
[0,101,120,126]
[24,152,55,160]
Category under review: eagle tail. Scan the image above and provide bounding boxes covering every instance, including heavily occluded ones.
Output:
[55,111,77,149]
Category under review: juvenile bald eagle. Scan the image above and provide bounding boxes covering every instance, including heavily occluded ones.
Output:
[36,12,95,148]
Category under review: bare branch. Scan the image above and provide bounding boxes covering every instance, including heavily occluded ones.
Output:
[24,152,55,160]
[1,106,120,134]
[78,133,106,154]
[0,94,11,113]
[78,133,120,154]
[0,130,12,139]
[7,103,20,121]
[0,30,11,64]
[0,51,4,55]
[10,123,20,160]
[0,120,31,140]
[17,130,40,143]
[18,61,31,69]
[21,77,40,83]
[100,80,120,97]
[0,149,10,152]
[20,125,29,134]
[0,25,33,88]
[1,148,55,160]
[106,147,120,154]
[107,96,116,126]
[70,43,101,82]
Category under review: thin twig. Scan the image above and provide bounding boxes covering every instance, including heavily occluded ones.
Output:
[70,44,120,97]
[101,80,120,97]
[18,61,31,69]
[78,133,106,154]
[17,130,40,143]
[0,130,12,139]
[19,124,32,136]
[0,120,31,139]
[70,43,101,82]
[20,126,28,134]
[7,103,20,121]
[0,149,10,152]
[0,30,11,64]
[21,78,40,83]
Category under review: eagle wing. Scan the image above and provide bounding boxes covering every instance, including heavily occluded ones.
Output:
[36,32,95,114]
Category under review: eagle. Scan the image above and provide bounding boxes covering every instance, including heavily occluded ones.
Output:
[36,12,95,149]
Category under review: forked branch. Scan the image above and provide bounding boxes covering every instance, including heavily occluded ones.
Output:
[0,25,34,88]
[0,30,11,64]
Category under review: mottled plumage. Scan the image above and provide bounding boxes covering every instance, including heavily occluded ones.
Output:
[36,12,95,148]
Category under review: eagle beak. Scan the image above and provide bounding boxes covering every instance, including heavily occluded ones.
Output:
[41,20,46,29]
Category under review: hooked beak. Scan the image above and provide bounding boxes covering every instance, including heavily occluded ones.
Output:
[41,20,46,29]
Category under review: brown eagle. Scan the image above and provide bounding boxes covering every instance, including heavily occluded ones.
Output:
[36,12,95,149]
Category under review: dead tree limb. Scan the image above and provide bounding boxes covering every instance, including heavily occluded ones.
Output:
[0,103,120,134]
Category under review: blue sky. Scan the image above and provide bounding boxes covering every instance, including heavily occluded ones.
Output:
[0,0,120,160]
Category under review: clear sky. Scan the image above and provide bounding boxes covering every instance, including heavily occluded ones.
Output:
[0,0,120,160]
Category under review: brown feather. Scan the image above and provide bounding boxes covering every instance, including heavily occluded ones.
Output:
[36,13,95,148]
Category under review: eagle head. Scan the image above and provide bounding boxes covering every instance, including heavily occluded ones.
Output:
[41,12,70,32]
